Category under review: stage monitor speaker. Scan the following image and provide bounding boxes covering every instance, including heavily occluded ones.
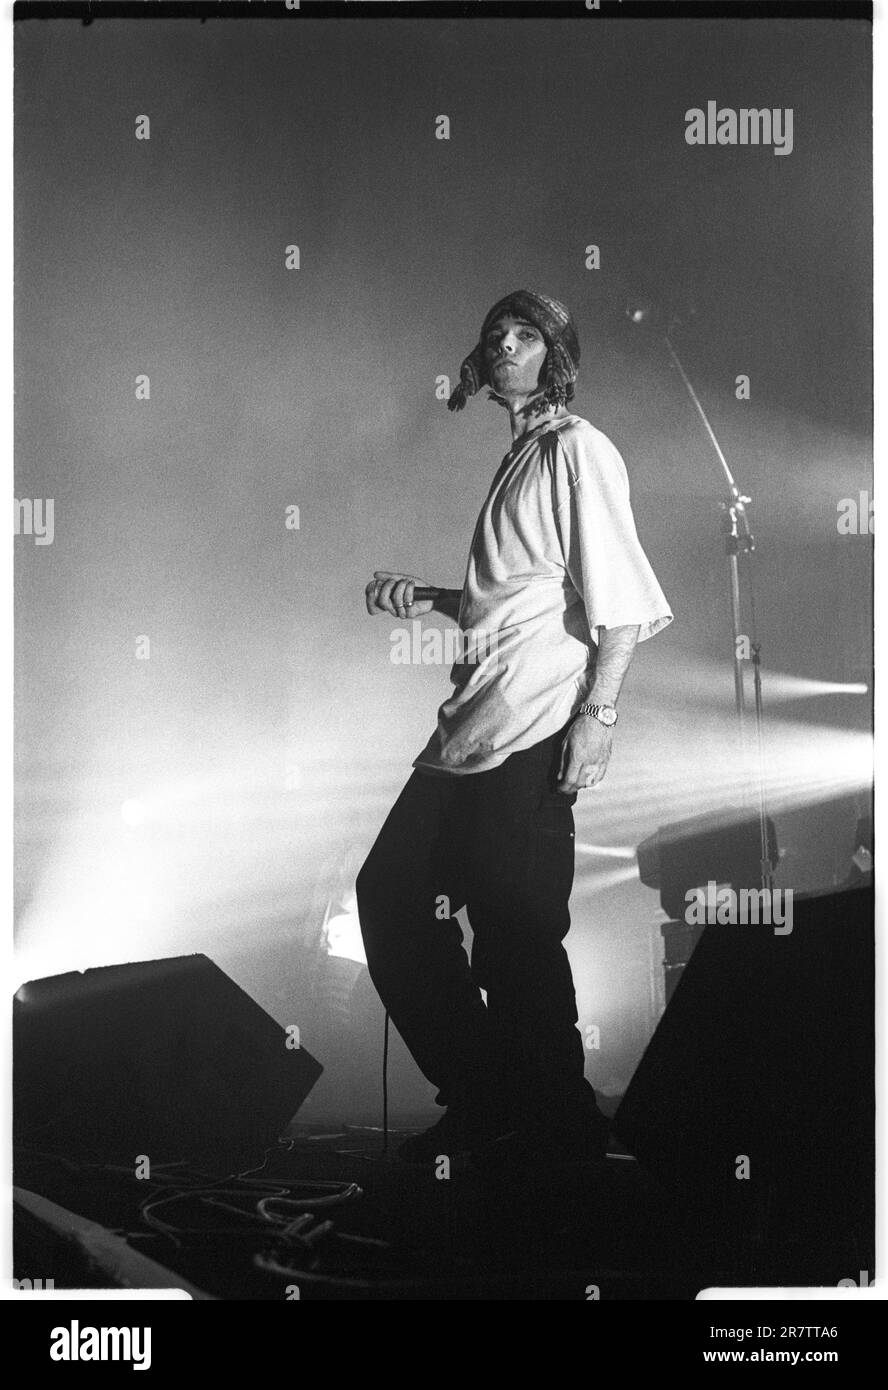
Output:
[614,886,874,1280]
[14,954,323,1169]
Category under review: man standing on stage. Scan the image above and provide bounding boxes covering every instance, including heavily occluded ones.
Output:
[358,289,673,1167]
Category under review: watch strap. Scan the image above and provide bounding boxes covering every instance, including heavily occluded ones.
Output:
[577,703,618,726]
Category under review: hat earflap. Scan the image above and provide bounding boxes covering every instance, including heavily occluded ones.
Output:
[525,340,575,415]
[446,344,486,412]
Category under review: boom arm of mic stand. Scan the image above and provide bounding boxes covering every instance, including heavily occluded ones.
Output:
[664,328,773,891]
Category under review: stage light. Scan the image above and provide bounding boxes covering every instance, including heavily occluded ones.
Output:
[739,672,867,703]
[640,653,870,708]
[573,862,645,895]
[636,811,779,919]
[323,890,367,965]
[575,843,638,859]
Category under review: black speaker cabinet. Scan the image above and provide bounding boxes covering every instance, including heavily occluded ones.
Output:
[614,886,874,1280]
[14,954,323,1169]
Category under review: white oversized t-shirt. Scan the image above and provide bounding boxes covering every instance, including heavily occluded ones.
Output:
[412,413,673,776]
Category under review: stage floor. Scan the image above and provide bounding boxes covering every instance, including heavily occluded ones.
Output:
[13,1119,842,1300]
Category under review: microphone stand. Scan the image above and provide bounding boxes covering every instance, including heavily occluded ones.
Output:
[664,319,774,893]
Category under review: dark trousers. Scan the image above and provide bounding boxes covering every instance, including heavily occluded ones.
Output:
[356,724,604,1136]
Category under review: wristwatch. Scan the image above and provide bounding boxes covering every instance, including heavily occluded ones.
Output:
[577,703,618,728]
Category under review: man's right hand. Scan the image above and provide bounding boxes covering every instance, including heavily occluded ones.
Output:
[365,571,435,619]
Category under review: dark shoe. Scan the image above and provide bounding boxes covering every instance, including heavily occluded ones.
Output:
[470,1118,610,1174]
[397,1109,515,1165]
[396,1110,471,1164]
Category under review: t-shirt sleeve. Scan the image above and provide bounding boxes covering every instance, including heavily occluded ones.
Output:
[553,426,674,644]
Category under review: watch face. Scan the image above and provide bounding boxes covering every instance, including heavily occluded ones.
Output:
[599,707,617,726]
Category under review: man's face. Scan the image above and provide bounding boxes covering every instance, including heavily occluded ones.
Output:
[483,314,548,400]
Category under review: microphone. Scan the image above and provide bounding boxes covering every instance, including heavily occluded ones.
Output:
[410,587,440,602]
[625,290,697,333]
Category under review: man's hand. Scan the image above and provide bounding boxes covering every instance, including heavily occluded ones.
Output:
[556,716,614,794]
[365,571,435,619]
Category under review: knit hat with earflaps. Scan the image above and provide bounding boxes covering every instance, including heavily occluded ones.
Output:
[447,289,581,415]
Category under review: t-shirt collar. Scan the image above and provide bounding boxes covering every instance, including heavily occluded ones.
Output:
[504,412,577,458]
